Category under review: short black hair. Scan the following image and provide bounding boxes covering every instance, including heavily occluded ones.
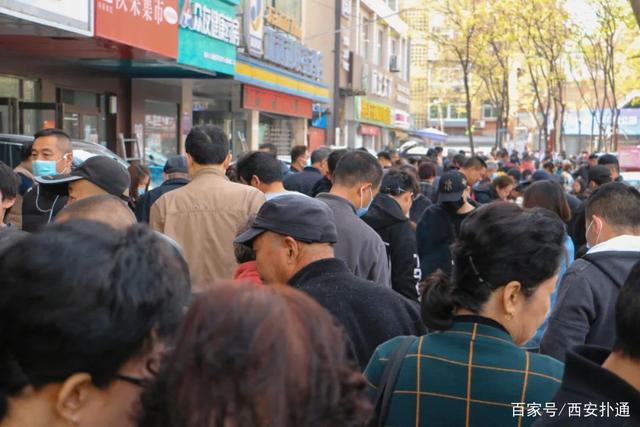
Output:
[585,182,640,230]
[185,125,230,165]
[452,154,467,167]
[290,145,308,163]
[327,149,349,175]
[507,168,522,182]
[614,261,640,358]
[333,150,383,188]
[236,151,283,184]
[311,147,332,165]
[380,169,417,196]
[463,156,488,170]
[377,151,392,161]
[258,143,278,157]
[33,128,72,153]
[20,141,32,162]
[0,161,19,202]
[0,221,191,419]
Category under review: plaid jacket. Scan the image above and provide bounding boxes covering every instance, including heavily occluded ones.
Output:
[364,316,564,427]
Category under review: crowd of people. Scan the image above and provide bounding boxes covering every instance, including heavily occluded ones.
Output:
[0,126,639,426]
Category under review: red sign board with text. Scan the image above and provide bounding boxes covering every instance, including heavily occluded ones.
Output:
[95,0,179,59]
[243,85,313,119]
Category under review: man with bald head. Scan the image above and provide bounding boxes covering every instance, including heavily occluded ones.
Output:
[21,129,74,231]
[55,195,136,230]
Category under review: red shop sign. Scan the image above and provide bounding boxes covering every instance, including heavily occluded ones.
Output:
[95,0,179,59]
[360,124,381,136]
[242,85,313,119]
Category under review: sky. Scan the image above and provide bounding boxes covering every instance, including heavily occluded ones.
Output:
[566,0,601,34]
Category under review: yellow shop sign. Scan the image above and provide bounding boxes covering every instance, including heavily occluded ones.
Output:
[357,97,392,126]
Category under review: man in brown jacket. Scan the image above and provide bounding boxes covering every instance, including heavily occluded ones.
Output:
[150,125,265,291]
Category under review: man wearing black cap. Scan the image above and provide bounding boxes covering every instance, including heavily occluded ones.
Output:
[34,155,130,205]
[235,194,426,369]
[416,170,475,279]
[598,153,622,182]
[135,155,190,223]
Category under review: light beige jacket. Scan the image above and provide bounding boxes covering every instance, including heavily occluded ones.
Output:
[150,167,265,291]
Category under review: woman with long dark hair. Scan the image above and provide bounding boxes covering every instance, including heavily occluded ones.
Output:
[128,163,151,210]
[522,180,574,349]
[140,282,372,427]
[365,203,566,427]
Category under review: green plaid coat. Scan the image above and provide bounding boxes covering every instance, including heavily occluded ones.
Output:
[363,316,564,427]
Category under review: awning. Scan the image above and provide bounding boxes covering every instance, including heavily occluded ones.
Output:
[413,127,448,142]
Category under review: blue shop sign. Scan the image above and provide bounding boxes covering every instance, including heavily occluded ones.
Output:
[263,26,323,81]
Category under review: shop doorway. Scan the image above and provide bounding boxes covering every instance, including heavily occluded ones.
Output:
[61,104,101,145]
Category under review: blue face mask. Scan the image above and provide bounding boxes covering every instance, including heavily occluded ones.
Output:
[32,160,59,177]
[357,186,373,217]
[138,187,146,196]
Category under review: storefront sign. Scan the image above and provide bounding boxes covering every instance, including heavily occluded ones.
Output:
[96,0,179,58]
[396,83,410,106]
[394,110,411,129]
[178,0,238,75]
[342,0,352,19]
[0,0,93,35]
[243,85,312,119]
[244,0,264,56]
[370,69,392,99]
[263,26,323,81]
[360,124,380,136]
[355,97,392,126]
[264,5,301,39]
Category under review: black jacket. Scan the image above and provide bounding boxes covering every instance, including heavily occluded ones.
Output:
[409,193,432,223]
[311,176,332,198]
[283,166,323,196]
[534,346,640,426]
[135,177,190,223]
[420,181,436,203]
[21,184,67,232]
[416,204,468,278]
[541,251,640,362]
[289,258,426,369]
[363,193,421,301]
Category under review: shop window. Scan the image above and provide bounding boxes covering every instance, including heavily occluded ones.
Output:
[429,103,447,120]
[482,104,498,119]
[270,0,300,24]
[362,18,370,59]
[449,104,467,119]
[144,100,179,157]
[0,76,20,98]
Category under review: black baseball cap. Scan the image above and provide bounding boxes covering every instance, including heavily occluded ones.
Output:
[35,156,131,199]
[598,153,619,166]
[235,194,338,246]
[588,165,613,186]
[164,155,188,174]
[438,170,468,202]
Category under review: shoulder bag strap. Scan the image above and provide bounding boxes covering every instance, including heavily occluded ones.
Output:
[370,336,416,427]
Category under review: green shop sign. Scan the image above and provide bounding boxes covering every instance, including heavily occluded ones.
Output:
[178,0,240,75]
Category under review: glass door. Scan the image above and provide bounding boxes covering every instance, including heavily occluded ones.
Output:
[19,102,61,135]
[61,104,100,143]
[0,98,18,134]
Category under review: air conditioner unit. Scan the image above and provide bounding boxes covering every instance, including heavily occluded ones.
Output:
[389,55,400,73]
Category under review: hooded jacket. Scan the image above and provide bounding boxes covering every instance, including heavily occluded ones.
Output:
[541,236,640,362]
[363,193,421,300]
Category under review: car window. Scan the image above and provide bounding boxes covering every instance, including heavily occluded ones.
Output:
[0,141,24,169]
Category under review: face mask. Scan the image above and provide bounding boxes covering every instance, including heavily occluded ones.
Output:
[138,187,146,196]
[32,155,68,177]
[305,157,312,167]
[32,160,58,177]
[357,186,373,217]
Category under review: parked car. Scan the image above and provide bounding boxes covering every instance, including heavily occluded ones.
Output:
[0,133,129,172]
